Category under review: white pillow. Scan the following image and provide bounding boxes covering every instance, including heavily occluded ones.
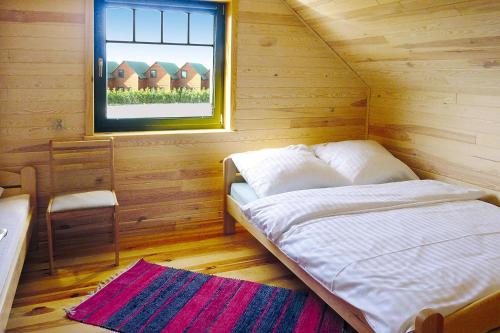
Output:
[0,187,3,198]
[312,140,419,185]
[231,144,345,198]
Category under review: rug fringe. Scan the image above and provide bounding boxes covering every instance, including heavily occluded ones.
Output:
[64,259,144,316]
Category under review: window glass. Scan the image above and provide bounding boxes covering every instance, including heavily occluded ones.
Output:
[95,1,225,132]
[163,11,188,44]
[135,9,161,42]
[190,13,214,45]
[106,43,213,119]
[106,8,133,41]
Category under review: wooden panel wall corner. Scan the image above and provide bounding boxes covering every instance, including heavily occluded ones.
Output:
[285,0,500,201]
[0,0,368,241]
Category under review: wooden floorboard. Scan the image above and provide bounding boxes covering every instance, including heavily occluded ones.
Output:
[6,223,305,332]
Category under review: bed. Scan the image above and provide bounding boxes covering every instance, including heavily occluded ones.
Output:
[222,157,500,333]
[0,167,37,333]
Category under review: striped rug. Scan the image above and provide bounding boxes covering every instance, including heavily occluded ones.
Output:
[67,259,355,333]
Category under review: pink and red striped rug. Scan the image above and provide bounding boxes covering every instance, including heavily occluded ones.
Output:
[67,259,354,332]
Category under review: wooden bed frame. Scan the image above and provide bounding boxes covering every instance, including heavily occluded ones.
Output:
[0,167,37,333]
[222,157,499,333]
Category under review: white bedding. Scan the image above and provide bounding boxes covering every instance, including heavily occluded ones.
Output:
[231,144,343,198]
[312,140,419,186]
[0,195,30,299]
[241,181,500,333]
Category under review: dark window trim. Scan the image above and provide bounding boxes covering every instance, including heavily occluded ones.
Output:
[94,0,225,133]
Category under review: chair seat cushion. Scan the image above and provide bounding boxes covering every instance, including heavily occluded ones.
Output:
[50,190,117,213]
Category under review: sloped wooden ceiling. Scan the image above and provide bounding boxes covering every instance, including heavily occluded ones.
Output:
[285,0,500,201]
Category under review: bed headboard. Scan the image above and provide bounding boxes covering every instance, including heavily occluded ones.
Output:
[222,157,244,234]
[223,157,244,197]
[0,167,37,209]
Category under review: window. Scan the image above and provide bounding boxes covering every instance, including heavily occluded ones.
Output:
[94,0,226,132]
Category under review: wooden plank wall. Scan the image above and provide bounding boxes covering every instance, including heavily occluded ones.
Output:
[0,0,367,242]
[286,0,500,203]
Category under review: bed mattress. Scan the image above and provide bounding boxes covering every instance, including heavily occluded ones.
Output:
[230,182,259,205]
[0,195,30,300]
[241,180,500,333]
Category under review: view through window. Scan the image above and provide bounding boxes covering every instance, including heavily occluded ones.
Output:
[107,7,214,119]
[94,0,225,132]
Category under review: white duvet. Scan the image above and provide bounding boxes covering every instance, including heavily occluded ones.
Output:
[241,180,500,333]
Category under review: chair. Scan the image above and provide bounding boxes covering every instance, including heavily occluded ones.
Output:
[46,139,119,274]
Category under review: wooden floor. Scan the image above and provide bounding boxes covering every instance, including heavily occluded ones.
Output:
[6,221,305,333]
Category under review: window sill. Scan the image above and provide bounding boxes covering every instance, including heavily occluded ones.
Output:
[85,128,234,139]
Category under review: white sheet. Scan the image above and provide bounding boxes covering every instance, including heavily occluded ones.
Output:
[242,180,485,243]
[0,195,30,300]
[230,183,259,205]
[241,181,500,333]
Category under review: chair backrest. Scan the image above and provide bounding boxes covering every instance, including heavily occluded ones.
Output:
[49,139,115,196]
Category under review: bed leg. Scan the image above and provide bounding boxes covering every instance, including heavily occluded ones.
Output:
[415,309,444,333]
[224,212,236,235]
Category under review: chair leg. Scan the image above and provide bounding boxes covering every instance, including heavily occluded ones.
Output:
[113,206,120,266]
[46,212,55,275]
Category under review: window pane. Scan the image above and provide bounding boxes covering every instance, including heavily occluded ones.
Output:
[106,43,213,119]
[163,11,188,44]
[106,8,133,41]
[135,9,161,43]
[190,13,214,45]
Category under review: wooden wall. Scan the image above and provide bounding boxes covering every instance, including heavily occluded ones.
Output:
[0,0,367,242]
[286,0,500,202]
